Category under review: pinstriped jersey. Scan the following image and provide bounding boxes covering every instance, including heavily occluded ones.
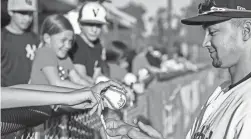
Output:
[186,78,251,139]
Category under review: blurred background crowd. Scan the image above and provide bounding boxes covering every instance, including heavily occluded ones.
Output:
[1,0,229,139]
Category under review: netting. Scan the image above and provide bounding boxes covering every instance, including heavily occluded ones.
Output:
[1,106,103,138]
[43,112,102,138]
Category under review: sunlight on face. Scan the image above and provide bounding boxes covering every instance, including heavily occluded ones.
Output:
[202,20,243,68]
[50,30,74,59]
[79,22,102,42]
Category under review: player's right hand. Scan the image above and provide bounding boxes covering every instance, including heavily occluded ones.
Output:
[105,119,163,139]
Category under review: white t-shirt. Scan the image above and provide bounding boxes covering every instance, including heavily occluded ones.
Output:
[186,78,251,139]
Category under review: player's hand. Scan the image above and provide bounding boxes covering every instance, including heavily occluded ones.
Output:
[105,119,163,139]
[105,118,138,138]
[127,121,163,139]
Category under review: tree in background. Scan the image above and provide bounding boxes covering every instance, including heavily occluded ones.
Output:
[181,0,204,45]
[180,0,211,63]
[119,2,147,52]
[146,6,184,57]
[101,1,147,53]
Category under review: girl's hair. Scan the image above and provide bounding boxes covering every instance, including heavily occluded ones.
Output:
[40,14,74,41]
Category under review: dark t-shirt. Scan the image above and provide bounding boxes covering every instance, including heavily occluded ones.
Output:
[1,28,38,87]
[69,35,103,77]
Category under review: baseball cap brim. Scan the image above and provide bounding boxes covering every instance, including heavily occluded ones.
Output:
[181,14,231,25]
[11,9,36,12]
[79,20,107,25]
[212,11,251,18]
[181,11,251,25]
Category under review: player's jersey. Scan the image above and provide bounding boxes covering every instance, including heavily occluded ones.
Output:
[186,76,251,139]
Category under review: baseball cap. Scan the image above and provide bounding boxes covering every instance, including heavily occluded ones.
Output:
[181,0,251,25]
[78,2,107,24]
[8,0,37,12]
